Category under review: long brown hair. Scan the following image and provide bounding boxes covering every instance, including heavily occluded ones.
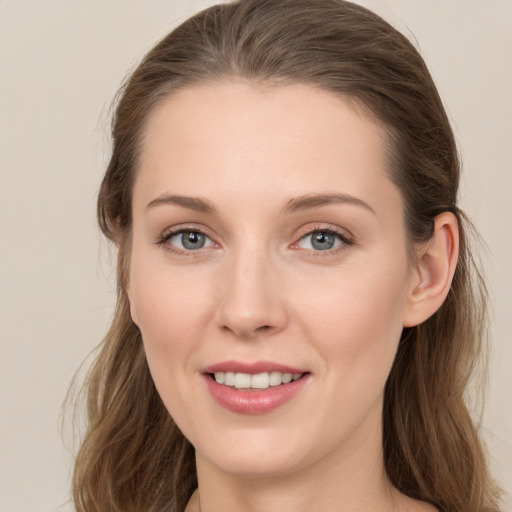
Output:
[70,1,501,511]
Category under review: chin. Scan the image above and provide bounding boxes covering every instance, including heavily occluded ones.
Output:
[190,417,345,480]
[198,444,308,479]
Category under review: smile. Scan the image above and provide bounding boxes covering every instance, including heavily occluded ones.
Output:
[212,371,303,390]
[202,361,310,414]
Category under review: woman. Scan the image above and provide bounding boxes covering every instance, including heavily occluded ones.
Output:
[71,1,501,511]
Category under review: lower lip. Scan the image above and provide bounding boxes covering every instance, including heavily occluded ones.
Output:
[203,374,310,414]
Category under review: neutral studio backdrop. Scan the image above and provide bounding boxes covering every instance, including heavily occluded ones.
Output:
[0,1,511,511]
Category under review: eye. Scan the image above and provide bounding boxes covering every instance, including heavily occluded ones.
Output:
[163,229,215,251]
[295,229,350,252]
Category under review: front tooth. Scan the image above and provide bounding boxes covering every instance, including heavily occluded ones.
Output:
[234,372,252,389]
[269,371,283,386]
[214,372,225,384]
[282,373,293,384]
[224,372,235,386]
[251,372,270,389]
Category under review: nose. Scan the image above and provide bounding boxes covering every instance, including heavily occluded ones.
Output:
[214,248,288,340]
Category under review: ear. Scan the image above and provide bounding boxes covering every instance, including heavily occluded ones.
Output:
[403,212,459,327]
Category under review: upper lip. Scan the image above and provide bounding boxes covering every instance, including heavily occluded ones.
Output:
[202,360,307,375]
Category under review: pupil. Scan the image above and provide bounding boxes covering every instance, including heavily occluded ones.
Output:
[312,231,334,250]
[182,231,205,249]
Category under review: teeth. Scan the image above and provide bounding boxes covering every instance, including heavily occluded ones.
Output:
[213,371,304,389]
[282,373,293,384]
[234,372,251,389]
[224,372,235,386]
[251,372,270,389]
[269,371,283,386]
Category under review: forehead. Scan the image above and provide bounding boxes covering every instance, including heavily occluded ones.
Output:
[134,81,400,218]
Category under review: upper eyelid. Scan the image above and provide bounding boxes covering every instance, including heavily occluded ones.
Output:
[156,225,217,250]
[157,227,218,256]
[295,224,354,241]
[160,224,213,239]
[289,225,355,254]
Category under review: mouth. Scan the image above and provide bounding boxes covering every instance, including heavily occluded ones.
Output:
[208,371,306,390]
[201,361,310,414]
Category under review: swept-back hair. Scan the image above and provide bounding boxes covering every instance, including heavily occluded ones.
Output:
[71,1,501,511]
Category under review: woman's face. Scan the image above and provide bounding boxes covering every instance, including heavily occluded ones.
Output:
[127,82,420,477]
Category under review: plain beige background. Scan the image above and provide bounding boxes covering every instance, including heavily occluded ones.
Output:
[0,1,510,511]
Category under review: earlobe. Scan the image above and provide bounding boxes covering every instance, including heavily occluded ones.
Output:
[403,212,459,327]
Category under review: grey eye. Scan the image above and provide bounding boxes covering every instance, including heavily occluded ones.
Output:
[299,230,342,251]
[170,230,211,250]
[311,231,336,250]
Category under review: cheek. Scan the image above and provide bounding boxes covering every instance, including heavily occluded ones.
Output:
[300,259,408,330]
[285,262,411,453]
[127,249,214,384]
[294,256,411,381]
[128,261,217,438]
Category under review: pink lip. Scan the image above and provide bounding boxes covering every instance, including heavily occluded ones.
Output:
[201,360,310,415]
[202,360,305,375]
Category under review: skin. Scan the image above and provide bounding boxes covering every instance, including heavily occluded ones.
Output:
[127,82,456,512]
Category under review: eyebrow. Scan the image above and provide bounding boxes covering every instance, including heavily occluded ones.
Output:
[145,192,375,216]
[145,194,216,214]
[281,193,376,216]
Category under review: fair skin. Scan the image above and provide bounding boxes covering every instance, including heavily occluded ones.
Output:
[127,82,458,512]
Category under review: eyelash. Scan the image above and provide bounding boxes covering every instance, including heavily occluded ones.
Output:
[155,224,354,256]
[156,226,214,256]
[293,225,354,257]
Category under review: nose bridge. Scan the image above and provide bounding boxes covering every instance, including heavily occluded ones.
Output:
[216,241,287,338]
